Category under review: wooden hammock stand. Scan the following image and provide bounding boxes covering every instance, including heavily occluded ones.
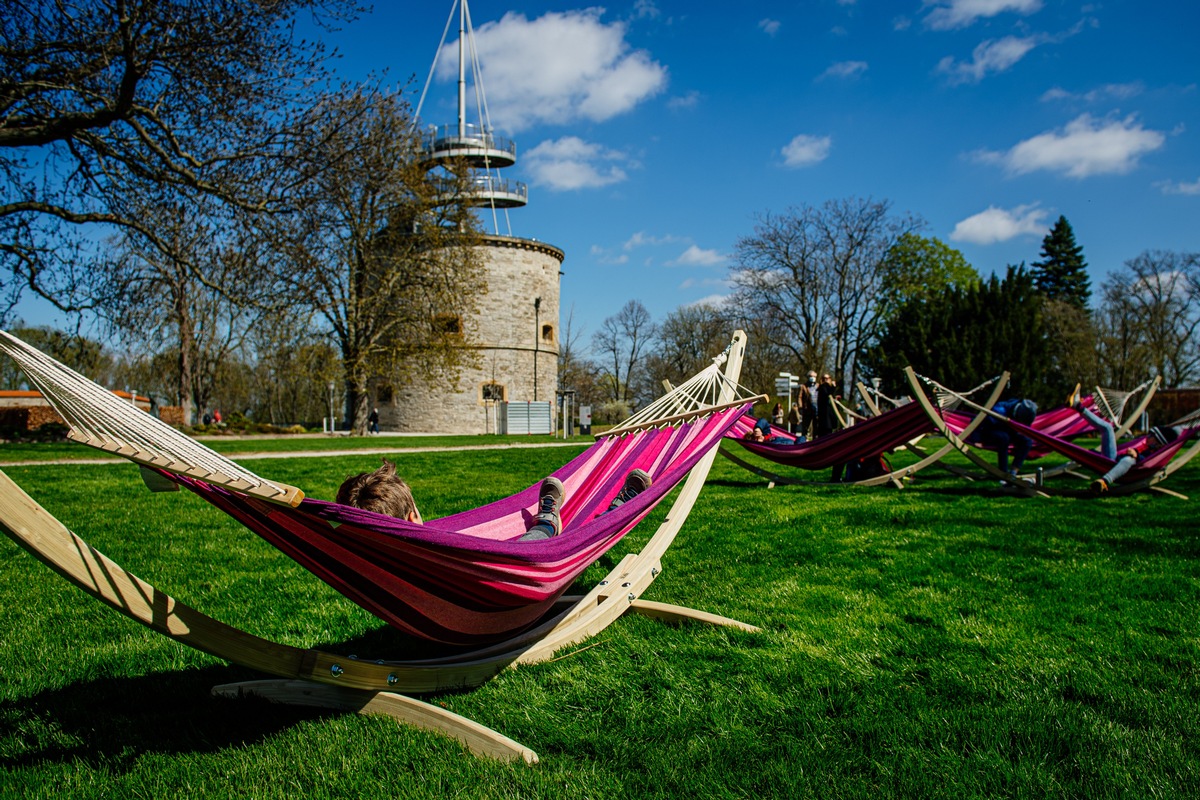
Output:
[719,372,1010,489]
[0,330,761,764]
[904,367,1200,498]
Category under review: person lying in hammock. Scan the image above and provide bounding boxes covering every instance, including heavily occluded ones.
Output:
[337,459,653,541]
[1066,384,1182,494]
[968,397,1038,479]
[743,417,806,445]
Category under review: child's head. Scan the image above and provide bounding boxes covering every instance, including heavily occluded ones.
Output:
[337,459,421,522]
[1150,425,1182,449]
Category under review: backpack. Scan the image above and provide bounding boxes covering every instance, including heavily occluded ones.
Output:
[846,454,890,481]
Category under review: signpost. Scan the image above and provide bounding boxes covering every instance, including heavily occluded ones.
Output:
[776,372,799,410]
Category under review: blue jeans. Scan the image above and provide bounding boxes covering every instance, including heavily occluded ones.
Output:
[976,427,1032,474]
[1078,405,1136,483]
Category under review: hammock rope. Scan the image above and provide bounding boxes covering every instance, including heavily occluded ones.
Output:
[606,344,765,437]
[0,329,301,505]
[1093,378,1155,424]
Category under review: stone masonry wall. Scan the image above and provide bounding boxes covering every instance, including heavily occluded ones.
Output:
[379,236,563,434]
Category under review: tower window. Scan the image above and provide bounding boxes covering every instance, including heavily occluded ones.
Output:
[541,324,554,342]
[433,314,462,335]
[481,382,506,402]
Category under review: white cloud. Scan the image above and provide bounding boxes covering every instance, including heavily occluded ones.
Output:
[623,231,684,250]
[633,0,660,20]
[684,294,731,310]
[1041,82,1144,104]
[524,137,630,190]
[819,60,869,81]
[759,18,781,36]
[950,204,1049,245]
[782,134,832,168]
[1157,177,1200,196]
[438,9,667,132]
[669,245,725,267]
[978,114,1166,178]
[924,0,1043,31]
[936,35,1044,84]
[667,90,701,111]
[589,244,629,265]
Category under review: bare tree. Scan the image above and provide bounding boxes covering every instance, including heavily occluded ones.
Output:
[731,197,922,391]
[270,85,485,434]
[102,193,278,423]
[244,314,341,427]
[592,299,658,410]
[1098,250,1200,387]
[0,324,113,389]
[0,0,358,322]
[643,303,730,389]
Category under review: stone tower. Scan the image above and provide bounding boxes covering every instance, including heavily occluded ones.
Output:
[377,0,561,434]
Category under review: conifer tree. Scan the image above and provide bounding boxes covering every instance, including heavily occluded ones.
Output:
[1032,216,1091,309]
[864,266,1050,404]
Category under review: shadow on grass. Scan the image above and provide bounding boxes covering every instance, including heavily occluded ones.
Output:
[0,663,333,771]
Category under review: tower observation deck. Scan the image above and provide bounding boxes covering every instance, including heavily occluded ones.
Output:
[417,0,527,217]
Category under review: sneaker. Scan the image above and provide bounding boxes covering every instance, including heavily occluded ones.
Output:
[608,469,652,511]
[1066,383,1082,409]
[1090,478,1109,495]
[534,477,564,535]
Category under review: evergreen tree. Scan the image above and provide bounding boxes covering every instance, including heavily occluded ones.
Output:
[864,266,1051,405]
[1032,216,1091,309]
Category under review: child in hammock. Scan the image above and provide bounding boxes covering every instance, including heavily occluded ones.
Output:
[337,459,652,541]
[744,417,806,445]
[1066,385,1181,493]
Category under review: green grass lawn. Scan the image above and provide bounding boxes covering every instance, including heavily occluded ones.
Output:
[1,442,1199,798]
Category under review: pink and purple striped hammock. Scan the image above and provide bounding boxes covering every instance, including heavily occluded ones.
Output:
[998,415,1197,484]
[725,400,933,469]
[943,397,1102,459]
[166,402,751,645]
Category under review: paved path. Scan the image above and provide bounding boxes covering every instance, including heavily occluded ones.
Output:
[0,440,586,468]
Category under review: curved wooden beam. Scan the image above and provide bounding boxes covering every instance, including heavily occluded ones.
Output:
[904,367,1048,497]
[628,599,760,631]
[211,680,538,764]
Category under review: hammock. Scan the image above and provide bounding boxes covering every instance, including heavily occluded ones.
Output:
[943,378,1160,461]
[905,366,1198,497]
[1010,417,1197,484]
[726,401,932,470]
[0,327,763,761]
[722,373,1012,487]
[172,402,747,645]
[943,399,1099,459]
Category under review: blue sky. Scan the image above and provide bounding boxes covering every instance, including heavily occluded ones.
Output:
[17,0,1200,350]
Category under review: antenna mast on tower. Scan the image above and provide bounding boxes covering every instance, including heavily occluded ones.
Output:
[415,0,527,236]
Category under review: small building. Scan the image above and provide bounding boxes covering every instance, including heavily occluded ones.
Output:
[0,388,150,432]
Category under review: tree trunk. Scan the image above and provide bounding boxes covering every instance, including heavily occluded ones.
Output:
[176,282,195,426]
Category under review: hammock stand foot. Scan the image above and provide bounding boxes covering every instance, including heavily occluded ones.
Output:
[211,679,539,764]
[627,599,760,631]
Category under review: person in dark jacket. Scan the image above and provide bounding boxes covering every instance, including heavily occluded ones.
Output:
[970,397,1038,477]
[815,373,840,438]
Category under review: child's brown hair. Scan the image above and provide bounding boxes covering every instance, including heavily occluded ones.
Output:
[336,459,417,520]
